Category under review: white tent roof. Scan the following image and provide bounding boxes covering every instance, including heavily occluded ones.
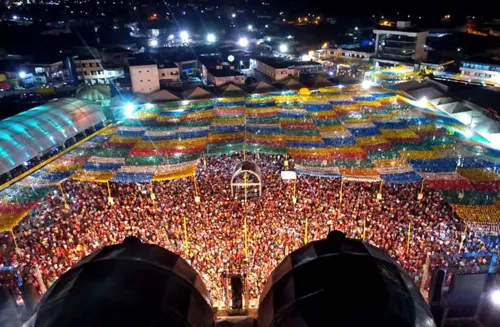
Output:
[145,90,181,102]
[183,87,215,100]
[279,78,305,90]
[220,83,248,97]
[308,76,333,89]
[252,81,279,93]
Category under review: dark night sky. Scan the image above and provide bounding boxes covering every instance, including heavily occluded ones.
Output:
[272,0,496,19]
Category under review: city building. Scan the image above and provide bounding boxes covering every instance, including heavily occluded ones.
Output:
[74,57,105,85]
[373,21,429,66]
[101,48,132,66]
[315,46,374,61]
[29,55,70,82]
[158,61,181,87]
[201,63,245,86]
[460,56,500,81]
[129,59,160,94]
[250,57,322,81]
[103,64,125,82]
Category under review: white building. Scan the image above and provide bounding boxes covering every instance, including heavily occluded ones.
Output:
[250,57,322,81]
[158,62,181,86]
[129,60,160,94]
[202,64,245,86]
[74,57,106,85]
[373,21,428,65]
[459,56,500,81]
[316,47,373,61]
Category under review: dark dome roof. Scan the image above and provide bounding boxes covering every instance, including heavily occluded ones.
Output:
[258,231,436,327]
[25,237,214,327]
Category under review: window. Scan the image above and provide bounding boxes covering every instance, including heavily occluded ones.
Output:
[140,80,143,82]
[139,70,142,73]
[162,73,166,77]
[148,79,150,82]
[147,70,149,72]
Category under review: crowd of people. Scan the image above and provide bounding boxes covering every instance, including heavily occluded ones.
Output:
[0,153,496,308]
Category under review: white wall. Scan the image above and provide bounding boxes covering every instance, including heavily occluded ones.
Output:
[130,65,160,94]
[75,59,105,84]
[251,59,297,81]
[414,32,428,61]
[207,73,245,86]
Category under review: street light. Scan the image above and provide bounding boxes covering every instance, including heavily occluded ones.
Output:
[207,33,216,43]
[180,31,189,43]
[18,71,26,79]
[491,290,500,306]
[232,13,236,18]
[239,37,249,47]
[150,39,158,47]
[361,80,372,89]
[124,103,135,119]
[266,37,271,41]
[279,44,288,53]
[248,25,253,31]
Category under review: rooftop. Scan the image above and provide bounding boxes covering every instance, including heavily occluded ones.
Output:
[207,67,244,77]
[129,58,157,67]
[373,26,429,33]
[255,57,322,69]
[158,61,178,69]
[75,56,101,61]
[462,55,500,66]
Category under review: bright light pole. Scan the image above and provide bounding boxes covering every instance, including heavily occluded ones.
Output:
[18,71,26,79]
[491,290,500,306]
[124,103,135,119]
[279,44,288,53]
[248,25,253,31]
[180,31,189,43]
[361,80,372,89]
[232,13,236,18]
[207,33,216,43]
[150,39,158,47]
[239,37,249,47]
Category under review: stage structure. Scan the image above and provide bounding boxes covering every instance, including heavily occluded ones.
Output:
[258,231,436,327]
[24,236,214,327]
[231,161,262,199]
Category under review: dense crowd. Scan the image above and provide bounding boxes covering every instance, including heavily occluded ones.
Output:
[0,153,496,307]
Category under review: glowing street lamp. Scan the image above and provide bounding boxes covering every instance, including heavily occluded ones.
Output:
[180,31,189,43]
[279,44,288,53]
[247,25,253,31]
[239,37,249,47]
[150,39,158,47]
[491,290,500,306]
[232,13,236,18]
[361,80,372,89]
[124,103,135,119]
[207,33,216,43]
[18,71,26,79]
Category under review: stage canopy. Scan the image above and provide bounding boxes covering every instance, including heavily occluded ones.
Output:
[258,231,436,327]
[24,237,214,327]
[0,98,106,176]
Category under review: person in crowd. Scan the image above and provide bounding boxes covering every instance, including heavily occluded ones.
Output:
[0,153,493,305]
